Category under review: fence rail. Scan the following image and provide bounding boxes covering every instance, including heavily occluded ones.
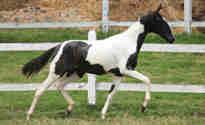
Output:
[0,21,205,29]
[0,22,100,29]
[0,83,204,93]
[0,0,204,33]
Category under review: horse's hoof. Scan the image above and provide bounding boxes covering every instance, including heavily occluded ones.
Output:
[140,105,146,113]
[26,115,31,121]
[64,109,72,117]
[101,114,105,120]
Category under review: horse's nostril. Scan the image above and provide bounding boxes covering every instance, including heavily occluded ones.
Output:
[168,37,175,43]
[172,37,175,42]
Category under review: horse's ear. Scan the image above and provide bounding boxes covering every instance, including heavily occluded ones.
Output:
[156,3,163,12]
[136,12,144,19]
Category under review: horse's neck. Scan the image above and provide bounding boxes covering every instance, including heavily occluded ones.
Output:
[103,22,147,52]
[123,22,145,40]
[123,22,147,50]
[122,22,148,65]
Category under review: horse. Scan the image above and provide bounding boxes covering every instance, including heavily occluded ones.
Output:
[22,4,175,120]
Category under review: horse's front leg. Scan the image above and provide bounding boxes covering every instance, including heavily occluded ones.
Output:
[123,70,151,112]
[57,84,75,116]
[101,76,122,119]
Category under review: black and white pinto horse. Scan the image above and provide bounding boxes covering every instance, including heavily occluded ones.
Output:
[22,4,175,120]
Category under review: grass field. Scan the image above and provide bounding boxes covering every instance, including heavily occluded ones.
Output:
[0,29,204,84]
[0,30,204,124]
[0,29,205,44]
[0,91,205,125]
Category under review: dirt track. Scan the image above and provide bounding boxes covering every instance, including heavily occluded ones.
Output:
[0,0,204,23]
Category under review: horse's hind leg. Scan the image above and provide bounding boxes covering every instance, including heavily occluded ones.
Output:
[55,73,79,116]
[57,83,75,116]
[59,87,75,116]
[26,72,59,120]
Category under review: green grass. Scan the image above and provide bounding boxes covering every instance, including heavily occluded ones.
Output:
[0,51,205,84]
[0,29,204,43]
[0,91,204,125]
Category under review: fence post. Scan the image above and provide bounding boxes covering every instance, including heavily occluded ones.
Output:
[184,0,192,34]
[87,30,97,105]
[102,0,109,32]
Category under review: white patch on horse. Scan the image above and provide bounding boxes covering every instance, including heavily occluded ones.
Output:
[86,22,144,72]
[50,41,69,74]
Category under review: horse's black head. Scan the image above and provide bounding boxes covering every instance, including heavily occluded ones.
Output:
[140,4,175,43]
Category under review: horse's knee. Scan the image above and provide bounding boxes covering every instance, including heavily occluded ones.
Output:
[70,100,75,105]
[67,102,75,111]
[35,88,45,97]
[56,83,64,90]
[144,76,151,84]
[145,94,151,101]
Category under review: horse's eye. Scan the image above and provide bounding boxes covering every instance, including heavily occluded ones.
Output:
[156,17,161,22]
[154,15,162,22]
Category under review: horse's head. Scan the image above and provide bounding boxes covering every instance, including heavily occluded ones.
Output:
[140,4,175,43]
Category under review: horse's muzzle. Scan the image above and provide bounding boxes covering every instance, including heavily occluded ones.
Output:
[167,36,175,43]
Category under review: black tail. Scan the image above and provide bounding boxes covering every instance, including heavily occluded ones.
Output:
[22,46,57,77]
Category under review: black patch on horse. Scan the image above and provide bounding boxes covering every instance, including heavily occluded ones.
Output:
[109,84,115,93]
[77,62,106,77]
[108,68,123,77]
[126,30,147,70]
[55,41,107,78]
[55,41,89,77]
[22,46,60,77]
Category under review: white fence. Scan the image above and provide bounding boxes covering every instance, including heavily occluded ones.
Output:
[1,43,205,53]
[0,0,204,33]
[1,83,205,94]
